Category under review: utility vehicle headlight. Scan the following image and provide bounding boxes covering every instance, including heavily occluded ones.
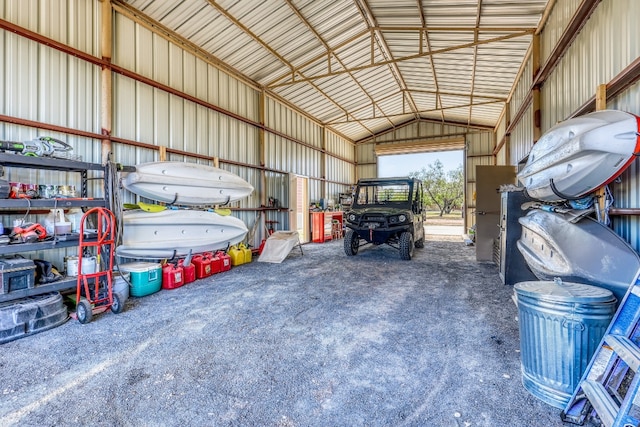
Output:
[348,213,357,222]
[398,214,407,222]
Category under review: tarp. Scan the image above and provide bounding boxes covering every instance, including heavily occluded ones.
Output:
[257,231,302,263]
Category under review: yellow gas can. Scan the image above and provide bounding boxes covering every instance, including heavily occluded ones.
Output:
[228,245,245,266]
[239,243,252,263]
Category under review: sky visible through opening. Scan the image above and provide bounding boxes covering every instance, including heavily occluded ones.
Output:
[378,150,463,178]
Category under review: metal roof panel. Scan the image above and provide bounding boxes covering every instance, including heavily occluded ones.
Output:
[120,0,551,140]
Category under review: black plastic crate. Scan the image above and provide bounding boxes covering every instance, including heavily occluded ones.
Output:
[0,257,36,294]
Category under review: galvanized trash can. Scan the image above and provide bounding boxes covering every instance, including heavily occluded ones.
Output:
[514,278,616,409]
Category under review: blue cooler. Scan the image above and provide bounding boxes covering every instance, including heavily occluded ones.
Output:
[118,262,161,297]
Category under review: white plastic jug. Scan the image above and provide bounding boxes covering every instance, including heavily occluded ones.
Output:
[43,209,67,235]
[65,256,97,276]
[66,208,85,233]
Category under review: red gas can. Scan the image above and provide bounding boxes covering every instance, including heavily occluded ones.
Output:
[178,259,196,284]
[216,251,232,272]
[192,254,212,279]
[205,251,223,275]
[162,263,185,290]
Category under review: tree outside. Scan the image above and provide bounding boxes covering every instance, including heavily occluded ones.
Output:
[410,160,463,216]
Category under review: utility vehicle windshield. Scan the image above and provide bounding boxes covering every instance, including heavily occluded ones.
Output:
[353,182,413,206]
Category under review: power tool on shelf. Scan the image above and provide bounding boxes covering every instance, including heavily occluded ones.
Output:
[10,223,47,244]
[0,136,73,157]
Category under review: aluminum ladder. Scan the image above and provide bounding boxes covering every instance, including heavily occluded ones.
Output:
[562,277,640,426]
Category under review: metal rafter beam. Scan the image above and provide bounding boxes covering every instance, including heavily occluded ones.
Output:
[268,30,533,89]
[324,89,506,125]
[373,26,537,32]
[267,25,534,88]
[328,100,504,125]
[284,0,393,130]
[206,0,373,136]
[467,0,483,127]
[416,0,444,122]
[408,88,506,102]
[353,0,420,120]
[357,117,494,144]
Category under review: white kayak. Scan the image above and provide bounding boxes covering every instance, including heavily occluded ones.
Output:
[122,161,254,205]
[116,209,248,259]
[517,110,640,202]
[517,209,640,303]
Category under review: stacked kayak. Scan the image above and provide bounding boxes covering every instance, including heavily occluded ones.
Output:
[117,209,248,259]
[517,209,640,302]
[122,161,254,205]
[516,110,640,301]
[517,110,640,202]
[118,161,252,260]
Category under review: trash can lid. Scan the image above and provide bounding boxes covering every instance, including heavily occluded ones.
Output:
[514,278,615,303]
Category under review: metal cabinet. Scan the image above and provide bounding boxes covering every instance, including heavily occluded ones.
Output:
[311,211,343,243]
[499,190,537,285]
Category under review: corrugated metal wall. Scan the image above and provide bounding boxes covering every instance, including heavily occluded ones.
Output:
[111,11,263,232]
[0,0,357,259]
[509,105,534,166]
[503,0,640,252]
[541,0,640,129]
[540,0,581,64]
[373,121,469,142]
[355,142,377,180]
[0,1,103,266]
[263,98,354,214]
[510,59,533,118]
[609,80,640,250]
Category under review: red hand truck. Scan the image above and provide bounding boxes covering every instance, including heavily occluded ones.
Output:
[73,207,126,324]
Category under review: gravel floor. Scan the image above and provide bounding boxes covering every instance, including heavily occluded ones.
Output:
[0,237,582,426]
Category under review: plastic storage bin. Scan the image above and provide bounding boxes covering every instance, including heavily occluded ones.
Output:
[119,262,162,297]
[0,257,36,294]
[0,292,68,344]
[112,271,130,301]
[514,279,616,409]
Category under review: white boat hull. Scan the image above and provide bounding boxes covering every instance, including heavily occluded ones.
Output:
[123,161,254,205]
[517,110,640,201]
[116,209,248,259]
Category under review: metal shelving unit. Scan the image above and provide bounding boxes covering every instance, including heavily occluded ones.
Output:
[0,154,108,303]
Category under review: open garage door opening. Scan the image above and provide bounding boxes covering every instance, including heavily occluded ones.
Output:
[378,149,465,241]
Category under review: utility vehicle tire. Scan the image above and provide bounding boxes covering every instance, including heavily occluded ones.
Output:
[415,225,425,248]
[399,231,414,260]
[76,298,93,324]
[111,292,126,314]
[344,230,359,256]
